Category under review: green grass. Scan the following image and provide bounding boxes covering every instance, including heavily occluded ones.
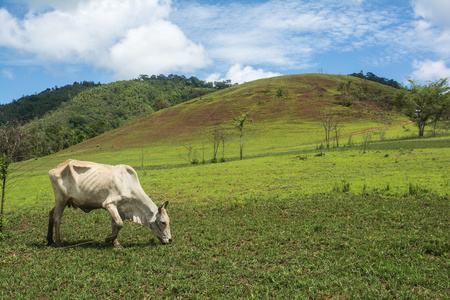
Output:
[1,135,449,298]
[1,192,448,298]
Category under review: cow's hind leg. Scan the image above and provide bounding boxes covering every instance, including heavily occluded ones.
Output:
[104,203,123,248]
[53,202,67,248]
[46,207,55,246]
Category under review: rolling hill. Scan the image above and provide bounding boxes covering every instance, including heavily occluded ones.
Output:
[63,73,407,158]
[14,76,217,159]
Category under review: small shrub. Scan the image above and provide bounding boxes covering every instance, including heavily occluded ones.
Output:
[385,183,390,192]
[210,158,218,163]
[220,158,226,163]
[333,180,351,193]
[407,182,429,197]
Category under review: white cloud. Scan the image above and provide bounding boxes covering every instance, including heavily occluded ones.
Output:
[109,21,210,77]
[172,0,413,72]
[411,0,450,59]
[412,0,450,28]
[0,0,210,78]
[1,69,14,80]
[411,59,450,81]
[206,63,281,84]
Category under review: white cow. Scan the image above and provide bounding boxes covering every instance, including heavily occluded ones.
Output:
[47,159,171,248]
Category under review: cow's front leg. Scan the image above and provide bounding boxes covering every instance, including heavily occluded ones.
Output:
[104,203,123,247]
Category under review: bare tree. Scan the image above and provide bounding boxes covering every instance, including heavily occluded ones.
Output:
[210,126,227,163]
[0,121,24,160]
[333,118,343,147]
[321,111,333,148]
[182,145,199,164]
[0,121,25,217]
[362,132,372,154]
[321,111,343,148]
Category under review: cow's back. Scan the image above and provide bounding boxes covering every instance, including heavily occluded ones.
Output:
[49,160,126,209]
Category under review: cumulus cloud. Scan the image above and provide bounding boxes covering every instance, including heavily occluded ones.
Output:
[206,64,281,84]
[411,59,450,81]
[0,0,210,78]
[412,0,450,28]
[109,21,210,77]
[411,0,450,59]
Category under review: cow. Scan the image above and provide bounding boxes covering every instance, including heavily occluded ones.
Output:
[47,159,172,248]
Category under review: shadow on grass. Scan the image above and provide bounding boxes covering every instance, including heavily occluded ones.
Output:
[28,238,159,250]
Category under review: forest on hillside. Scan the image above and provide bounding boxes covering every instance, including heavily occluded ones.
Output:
[0,81,101,124]
[348,71,401,89]
[0,74,233,160]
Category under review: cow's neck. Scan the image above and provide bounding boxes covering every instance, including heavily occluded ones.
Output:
[121,196,158,226]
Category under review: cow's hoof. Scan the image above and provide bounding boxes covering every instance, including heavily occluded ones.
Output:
[105,235,116,243]
[114,244,124,250]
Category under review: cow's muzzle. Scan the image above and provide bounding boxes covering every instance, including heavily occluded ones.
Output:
[159,238,172,244]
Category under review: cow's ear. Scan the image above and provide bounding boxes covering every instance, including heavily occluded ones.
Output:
[158,201,168,213]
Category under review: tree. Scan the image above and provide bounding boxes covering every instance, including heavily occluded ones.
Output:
[333,119,343,147]
[321,111,342,148]
[0,121,24,219]
[210,126,228,163]
[232,112,252,160]
[397,78,450,137]
[210,127,221,163]
[1,154,10,216]
[338,80,353,107]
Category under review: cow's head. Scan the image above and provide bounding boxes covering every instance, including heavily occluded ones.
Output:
[150,201,172,244]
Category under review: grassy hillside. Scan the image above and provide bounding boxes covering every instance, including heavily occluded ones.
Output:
[62,74,407,155]
[17,77,216,159]
[1,73,448,299]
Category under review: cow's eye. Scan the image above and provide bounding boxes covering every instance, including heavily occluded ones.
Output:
[161,221,166,226]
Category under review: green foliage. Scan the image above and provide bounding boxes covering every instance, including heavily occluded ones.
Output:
[0,81,101,124]
[396,78,450,137]
[349,71,401,89]
[332,180,351,193]
[1,153,10,218]
[232,111,253,160]
[0,154,9,180]
[16,76,218,160]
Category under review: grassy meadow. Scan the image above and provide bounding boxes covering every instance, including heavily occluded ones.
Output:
[1,74,449,298]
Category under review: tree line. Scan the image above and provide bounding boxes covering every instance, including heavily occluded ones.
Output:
[349,71,401,89]
[0,81,101,125]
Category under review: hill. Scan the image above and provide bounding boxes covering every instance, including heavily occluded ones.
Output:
[0,81,101,124]
[69,73,406,156]
[15,75,220,159]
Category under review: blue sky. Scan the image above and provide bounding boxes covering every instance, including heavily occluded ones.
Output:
[1,0,450,104]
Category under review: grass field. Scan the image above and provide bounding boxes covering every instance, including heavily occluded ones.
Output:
[1,134,449,299]
[1,74,449,298]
